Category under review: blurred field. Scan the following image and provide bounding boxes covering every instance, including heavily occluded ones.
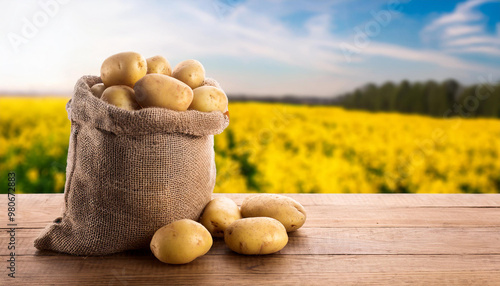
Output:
[1,97,499,194]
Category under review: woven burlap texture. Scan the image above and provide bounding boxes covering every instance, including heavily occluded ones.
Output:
[34,75,229,255]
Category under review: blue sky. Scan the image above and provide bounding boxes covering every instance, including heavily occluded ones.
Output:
[1,0,499,96]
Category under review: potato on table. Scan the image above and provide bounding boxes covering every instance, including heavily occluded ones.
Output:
[241,194,306,232]
[150,219,213,264]
[199,197,241,237]
[224,217,288,255]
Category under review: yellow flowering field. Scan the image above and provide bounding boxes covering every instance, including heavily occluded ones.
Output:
[1,97,499,194]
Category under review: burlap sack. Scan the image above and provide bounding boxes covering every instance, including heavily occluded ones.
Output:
[34,75,229,255]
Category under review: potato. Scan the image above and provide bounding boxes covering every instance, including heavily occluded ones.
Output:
[101,85,141,111]
[100,51,147,87]
[241,194,306,232]
[224,217,288,255]
[150,219,213,264]
[199,197,241,237]
[134,74,193,111]
[189,86,228,113]
[146,55,172,76]
[172,59,205,89]
[90,83,106,98]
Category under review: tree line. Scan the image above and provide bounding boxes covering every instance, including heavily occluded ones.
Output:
[335,79,500,118]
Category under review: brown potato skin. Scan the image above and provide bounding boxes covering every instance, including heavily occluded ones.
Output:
[172,59,205,89]
[150,219,213,264]
[241,194,307,232]
[189,86,228,113]
[134,74,193,111]
[199,197,241,237]
[90,83,106,98]
[101,85,141,111]
[146,55,172,76]
[224,217,288,255]
[100,52,147,88]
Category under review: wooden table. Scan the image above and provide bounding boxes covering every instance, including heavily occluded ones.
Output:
[1,194,500,285]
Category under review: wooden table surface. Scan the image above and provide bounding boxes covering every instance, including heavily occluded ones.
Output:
[1,193,500,285]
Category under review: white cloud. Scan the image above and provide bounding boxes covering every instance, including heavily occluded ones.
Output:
[361,42,489,72]
[447,46,500,56]
[423,0,493,32]
[445,35,500,47]
[0,0,498,96]
[0,0,360,95]
[443,24,483,38]
[421,0,500,58]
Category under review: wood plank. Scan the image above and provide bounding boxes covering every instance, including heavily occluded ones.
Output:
[304,206,500,228]
[3,193,500,217]
[2,195,500,228]
[3,227,499,256]
[7,255,500,285]
[216,193,500,207]
[1,194,500,285]
[0,194,63,228]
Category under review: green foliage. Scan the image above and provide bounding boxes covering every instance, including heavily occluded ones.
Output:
[336,79,500,118]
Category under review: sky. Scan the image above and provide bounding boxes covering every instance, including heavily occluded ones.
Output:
[0,0,499,96]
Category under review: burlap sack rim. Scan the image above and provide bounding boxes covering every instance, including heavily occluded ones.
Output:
[70,75,229,137]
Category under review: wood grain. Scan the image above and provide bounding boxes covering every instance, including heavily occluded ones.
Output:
[213,193,500,207]
[2,227,499,256]
[8,255,500,286]
[1,194,500,285]
[1,194,499,228]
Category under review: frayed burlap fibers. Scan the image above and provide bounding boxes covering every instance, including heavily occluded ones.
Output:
[34,75,229,255]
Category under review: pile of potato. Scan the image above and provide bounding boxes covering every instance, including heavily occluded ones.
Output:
[150,194,307,264]
[90,52,228,113]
